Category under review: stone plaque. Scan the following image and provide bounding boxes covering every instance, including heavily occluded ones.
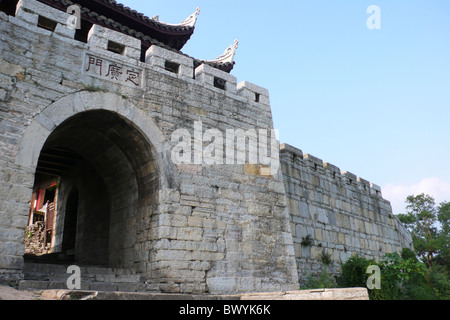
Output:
[83,53,144,88]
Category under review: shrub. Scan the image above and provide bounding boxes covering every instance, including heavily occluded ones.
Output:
[305,251,450,300]
[301,267,337,290]
[337,255,376,289]
[373,253,427,300]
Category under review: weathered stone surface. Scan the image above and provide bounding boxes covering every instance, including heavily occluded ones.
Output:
[34,287,368,300]
[0,0,412,296]
[280,144,413,284]
[241,288,369,301]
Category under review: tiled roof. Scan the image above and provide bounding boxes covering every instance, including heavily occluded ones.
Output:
[38,0,195,50]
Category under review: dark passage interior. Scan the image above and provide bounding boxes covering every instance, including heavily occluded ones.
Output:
[62,188,79,253]
[25,110,159,270]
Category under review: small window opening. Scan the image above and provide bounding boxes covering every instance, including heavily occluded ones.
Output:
[74,19,93,43]
[214,77,226,90]
[141,44,149,62]
[0,0,19,16]
[165,60,180,74]
[313,164,318,171]
[38,15,57,32]
[255,93,260,103]
[107,41,125,55]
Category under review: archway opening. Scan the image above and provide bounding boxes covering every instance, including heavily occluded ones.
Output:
[24,110,159,270]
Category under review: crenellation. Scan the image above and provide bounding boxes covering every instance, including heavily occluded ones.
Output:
[280,143,304,161]
[370,182,382,198]
[54,21,76,39]
[236,81,270,107]
[323,162,340,174]
[145,45,194,79]
[357,177,371,195]
[342,171,357,185]
[87,24,141,61]
[16,0,72,27]
[15,3,39,26]
[195,63,237,94]
[6,1,275,105]
[303,154,324,174]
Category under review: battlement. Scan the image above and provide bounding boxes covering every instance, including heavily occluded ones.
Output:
[14,0,75,38]
[8,0,269,109]
[280,143,382,198]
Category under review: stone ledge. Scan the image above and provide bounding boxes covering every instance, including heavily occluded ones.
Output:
[241,288,369,300]
[37,287,369,300]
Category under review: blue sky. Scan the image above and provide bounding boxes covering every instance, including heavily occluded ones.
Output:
[119,0,450,214]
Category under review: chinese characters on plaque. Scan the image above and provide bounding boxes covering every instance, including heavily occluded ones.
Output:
[84,54,143,88]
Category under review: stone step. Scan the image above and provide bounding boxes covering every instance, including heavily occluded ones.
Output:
[18,280,145,293]
[21,263,143,292]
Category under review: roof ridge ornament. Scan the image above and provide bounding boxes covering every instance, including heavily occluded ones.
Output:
[206,40,239,65]
[151,7,200,28]
[181,7,201,27]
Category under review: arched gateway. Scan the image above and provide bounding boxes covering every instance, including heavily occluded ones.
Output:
[14,91,174,288]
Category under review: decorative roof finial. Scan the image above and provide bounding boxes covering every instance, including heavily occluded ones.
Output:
[181,7,201,27]
[151,7,200,28]
[207,40,239,65]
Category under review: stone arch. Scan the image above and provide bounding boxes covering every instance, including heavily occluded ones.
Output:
[15,91,176,271]
[15,91,176,189]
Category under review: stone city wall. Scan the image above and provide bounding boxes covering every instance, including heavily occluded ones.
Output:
[280,144,413,283]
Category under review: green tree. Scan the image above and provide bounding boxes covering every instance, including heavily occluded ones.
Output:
[397,194,447,269]
[375,253,427,300]
[436,201,450,272]
[396,194,450,299]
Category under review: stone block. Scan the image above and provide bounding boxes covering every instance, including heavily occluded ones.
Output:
[237,81,270,107]
[195,63,237,94]
[16,0,73,26]
[15,5,39,25]
[304,153,324,171]
[370,183,382,197]
[207,277,236,294]
[187,216,203,228]
[316,208,329,224]
[342,171,357,184]
[176,227,203,241]
[324,162,341,176]
[280,144,304,162]
[87,24,141,60]
[145,45,194,79]
[54,23,75,39]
